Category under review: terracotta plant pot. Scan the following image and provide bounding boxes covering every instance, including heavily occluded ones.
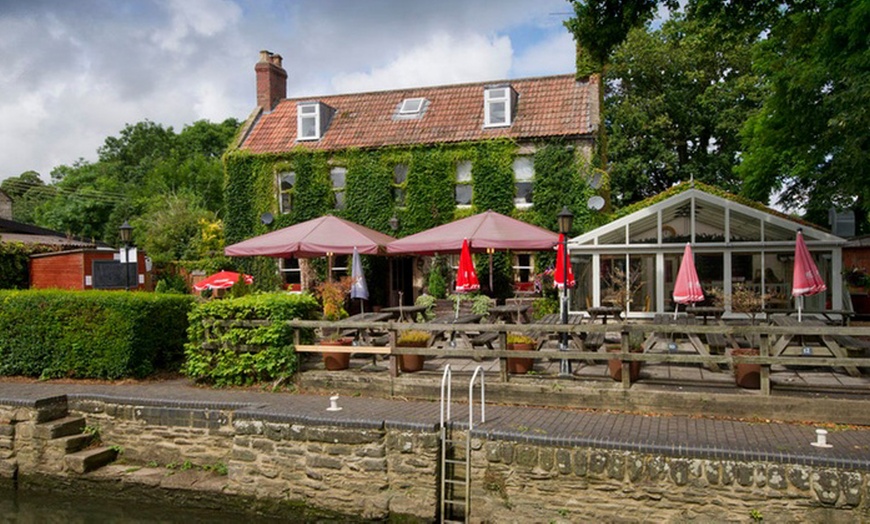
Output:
[398,341,427,373]
[320,338,353,371]
[732,348,761,389]
[507,342,535,374]
[607,347,641,382]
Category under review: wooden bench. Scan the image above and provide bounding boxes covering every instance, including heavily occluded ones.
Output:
[705,332,728,354]
[584,332,605,350]
[470,331,498,349]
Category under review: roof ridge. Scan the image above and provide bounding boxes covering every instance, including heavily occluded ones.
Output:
[281,72,580,103]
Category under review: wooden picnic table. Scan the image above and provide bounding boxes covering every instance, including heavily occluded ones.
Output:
[769,315,861,377]
[588,306,623,324]
[642,314,720,371]
[381,305,428,322]
[765,308,855,326]
[337,311,393,344]
[488,304,532,324]
[424,313,485,349]
[686,307,725,325]
[533,313,586,351]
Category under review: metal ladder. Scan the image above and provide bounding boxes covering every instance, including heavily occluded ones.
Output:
[439,365,485,524]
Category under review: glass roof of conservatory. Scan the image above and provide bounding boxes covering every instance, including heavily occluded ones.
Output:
[570,183,844,249]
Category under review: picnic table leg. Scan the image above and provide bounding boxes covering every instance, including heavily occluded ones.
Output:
[389,330,398,378]
[688,334,720,372]
[822,336,861,377]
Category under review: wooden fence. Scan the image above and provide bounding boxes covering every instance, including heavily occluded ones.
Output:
[202,318,870,396]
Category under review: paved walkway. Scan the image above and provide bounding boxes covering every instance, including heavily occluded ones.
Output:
[1,377,870,471]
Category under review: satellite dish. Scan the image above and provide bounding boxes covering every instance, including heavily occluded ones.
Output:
[589,172,603,190]
[587,195,605,211]
[260,212,274,225]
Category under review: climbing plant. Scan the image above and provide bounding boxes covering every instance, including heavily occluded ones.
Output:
[471,140,516,215]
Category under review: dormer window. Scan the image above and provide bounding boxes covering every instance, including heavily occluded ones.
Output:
[484,85,517,128]
[297,101,335,141]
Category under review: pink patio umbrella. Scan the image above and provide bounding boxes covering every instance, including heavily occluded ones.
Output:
[792,228,827,322]
[225,215,395,258]
[553,234,576,290]
[193,270,253,292]
[386,209,559,291]
[673,243,704,318]
[453,238,480,319]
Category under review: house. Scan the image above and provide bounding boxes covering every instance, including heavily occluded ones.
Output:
[568,182,846,317]
[229,50,599,301]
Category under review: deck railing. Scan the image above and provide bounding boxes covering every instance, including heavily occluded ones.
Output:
[202,318,870,396]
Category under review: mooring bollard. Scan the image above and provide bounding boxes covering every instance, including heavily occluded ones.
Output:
[327,395,342,412]
[811,428,832,448]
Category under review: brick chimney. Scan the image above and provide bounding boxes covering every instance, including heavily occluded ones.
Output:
[256,50,287,112]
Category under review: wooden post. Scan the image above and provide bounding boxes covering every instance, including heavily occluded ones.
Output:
[499,328,508,382]
[760,333,770,395]
[389,328,398,378]
[621,328,630,389]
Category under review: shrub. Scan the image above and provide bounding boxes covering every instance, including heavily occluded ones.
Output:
[507,333,535,346]
[0,290,194,379]
[414,293,436,322]
[427,268,447,299]
[183,292,320,386]
[397,330,430,346]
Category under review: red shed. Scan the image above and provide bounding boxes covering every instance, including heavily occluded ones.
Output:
[30,248,152,291]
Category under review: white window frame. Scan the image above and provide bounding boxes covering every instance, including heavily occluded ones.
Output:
[297,102,320,140]
[399,98,425,115]
[484,87,511,128]
[513,156,534,208]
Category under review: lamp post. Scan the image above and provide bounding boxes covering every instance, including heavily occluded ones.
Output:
[119,220,133,291]
[557,206,574,377]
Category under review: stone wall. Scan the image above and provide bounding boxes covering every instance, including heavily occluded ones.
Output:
[2,397,870,522]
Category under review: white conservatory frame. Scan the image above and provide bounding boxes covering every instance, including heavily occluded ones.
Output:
[567,187,846,318]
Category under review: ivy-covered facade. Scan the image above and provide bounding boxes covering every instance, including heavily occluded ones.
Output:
[224,51,601,303]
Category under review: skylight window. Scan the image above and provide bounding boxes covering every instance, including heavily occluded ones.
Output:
[399,98,425,115]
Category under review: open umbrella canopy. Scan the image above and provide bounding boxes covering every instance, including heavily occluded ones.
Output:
[554,234,575,289]
[225,215,395,258]
[193,270,253,291]
[673,243,704,307]
[455,239,480,293]
[386,210,559,255]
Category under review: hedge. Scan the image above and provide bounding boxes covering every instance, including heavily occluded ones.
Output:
[183,292,320,386]
[0,290,195,379]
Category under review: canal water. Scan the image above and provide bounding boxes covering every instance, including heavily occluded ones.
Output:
[0,486,370,523]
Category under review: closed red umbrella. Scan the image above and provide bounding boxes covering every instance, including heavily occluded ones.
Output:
[553,234,575,289]
[193,270,253,291]
[455,239,480,293]
[672,243,704,318]
[792,229,826,322]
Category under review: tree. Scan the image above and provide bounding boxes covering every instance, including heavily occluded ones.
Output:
[737,1,870,231]
[0,171,55,223]
[564,0,665,210]
[606,13,762,205]
[133,192,218,264]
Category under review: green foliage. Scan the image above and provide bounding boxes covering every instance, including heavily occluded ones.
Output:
[0,242,39,290]
[507,333,536,345]
[396,330,430,346]
[413,293,436,321]
[606,12,759,206]
[344,150,395,232]
[532,297,559,319]
[154,272,188,294]
[427,266,447,299]
[471,140,516,215]
[1,171,55,224]
[0,290,194,379]
[134,192,218,264]
[736,1,870,228]
[183,292,320,386]
[403,148,457,234]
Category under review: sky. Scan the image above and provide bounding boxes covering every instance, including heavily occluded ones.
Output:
[0,0,578,182]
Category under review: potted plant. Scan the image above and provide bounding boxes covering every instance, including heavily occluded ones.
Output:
[315,277,354,370]
[606,334,642,383]
[729,283,766,389]
[396,330,429,372]
[506,333,536,374]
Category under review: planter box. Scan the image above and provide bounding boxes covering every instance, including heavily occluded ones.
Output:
[507,342,535,374]
[320,338,353,370]
[607,347,641,383]
[732,348,760,389]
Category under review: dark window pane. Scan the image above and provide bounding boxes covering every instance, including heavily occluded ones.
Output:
[455,184,472,205]
[394,164,408,184]
[515,182,532,203]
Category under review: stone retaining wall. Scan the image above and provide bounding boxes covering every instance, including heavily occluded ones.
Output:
[1,398,869,521]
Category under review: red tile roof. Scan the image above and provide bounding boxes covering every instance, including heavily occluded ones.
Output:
[240,74,597,153]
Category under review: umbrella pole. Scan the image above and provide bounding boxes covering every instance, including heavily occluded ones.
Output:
[798,296,802,322]
[674,303,679,320]
[488,250,493,294]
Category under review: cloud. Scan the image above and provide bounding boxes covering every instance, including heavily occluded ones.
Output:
[512,31,575,78]
[331,33,513,93]
[151,0,242,53]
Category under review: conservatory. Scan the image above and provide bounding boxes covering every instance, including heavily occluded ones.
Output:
[567,183,846,318]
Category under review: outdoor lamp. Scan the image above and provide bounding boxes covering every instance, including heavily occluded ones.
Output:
[119,220,133,291]
[389,215,399,231]
[119,220,133,244]
[558,206,574,235]
[557,206,574,377]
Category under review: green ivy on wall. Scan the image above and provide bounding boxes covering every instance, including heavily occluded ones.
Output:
[223,138,593,298]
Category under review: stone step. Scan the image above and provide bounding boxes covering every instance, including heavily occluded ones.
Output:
[49,433,94,453]
[35,415,86,440]
[64,446,118,474]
